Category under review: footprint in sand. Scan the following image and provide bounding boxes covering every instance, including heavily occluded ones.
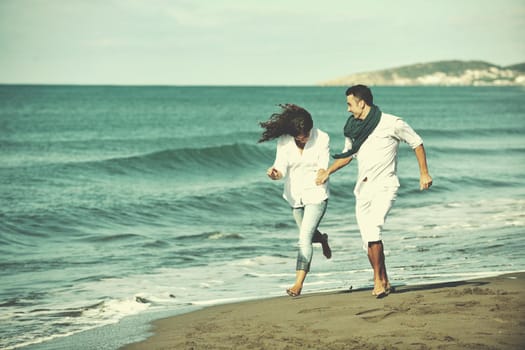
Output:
[355,308,396,322]
[298,307,331,314]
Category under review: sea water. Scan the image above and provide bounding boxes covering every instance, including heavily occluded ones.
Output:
[1,85,524,349]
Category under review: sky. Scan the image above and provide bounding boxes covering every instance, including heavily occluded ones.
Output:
[0,0,524,85]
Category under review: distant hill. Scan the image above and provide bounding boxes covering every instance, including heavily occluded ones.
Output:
[320,60,525,86]
[506,63,525,72]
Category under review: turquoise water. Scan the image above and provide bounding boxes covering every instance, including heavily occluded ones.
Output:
[1,85,524,349]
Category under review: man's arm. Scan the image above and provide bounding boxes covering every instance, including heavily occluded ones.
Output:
[316,157,352,185]
[414,144,432,190]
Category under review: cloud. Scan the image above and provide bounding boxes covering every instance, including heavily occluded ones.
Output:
[1,0,523,85]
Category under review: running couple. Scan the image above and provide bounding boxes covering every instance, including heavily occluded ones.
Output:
[259,84,433,298]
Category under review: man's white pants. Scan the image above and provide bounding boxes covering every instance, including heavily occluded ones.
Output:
[355,182,397,251]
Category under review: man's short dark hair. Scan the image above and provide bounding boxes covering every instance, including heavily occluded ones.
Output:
[345,84,373,106]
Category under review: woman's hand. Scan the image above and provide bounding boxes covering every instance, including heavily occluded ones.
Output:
[267,167,283,180]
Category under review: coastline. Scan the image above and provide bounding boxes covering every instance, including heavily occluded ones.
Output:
[121,272,525,350]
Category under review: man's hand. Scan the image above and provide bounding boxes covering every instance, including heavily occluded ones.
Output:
[420,173,433,190]
[316,157,352,185]
[316,169,329,185]
[267,167,282,180]
[414,145,432,191]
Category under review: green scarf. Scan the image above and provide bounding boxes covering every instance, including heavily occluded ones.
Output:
[333,105,382,159]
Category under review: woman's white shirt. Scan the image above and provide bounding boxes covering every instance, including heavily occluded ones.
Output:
[273,128,330,208]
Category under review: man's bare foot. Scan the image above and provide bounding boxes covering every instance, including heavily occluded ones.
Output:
[286,286,302,297]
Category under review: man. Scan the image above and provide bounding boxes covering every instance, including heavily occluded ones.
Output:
[316,85,432,298]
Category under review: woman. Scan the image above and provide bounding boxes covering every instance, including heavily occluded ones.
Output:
[259,104,331,297]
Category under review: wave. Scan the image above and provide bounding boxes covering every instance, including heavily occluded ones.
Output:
[418,127,525,139]
[0,181,284,245]
[177,231,245,241]
[99,142,272,173]
[2,143,274,178]
[428,146,525,156]
[0,296,151,350]
[3,167,521,244]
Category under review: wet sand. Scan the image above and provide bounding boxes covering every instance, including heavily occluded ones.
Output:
[122,273,525,350]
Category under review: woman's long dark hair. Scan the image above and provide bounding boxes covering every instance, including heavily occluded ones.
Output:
[258,104,313,143]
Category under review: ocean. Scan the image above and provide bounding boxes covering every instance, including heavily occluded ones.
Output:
[1,85,524,349]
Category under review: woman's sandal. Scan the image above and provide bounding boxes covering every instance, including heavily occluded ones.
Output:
[372,283,395,298]
[385,284,395,295]
[372,288,387,299]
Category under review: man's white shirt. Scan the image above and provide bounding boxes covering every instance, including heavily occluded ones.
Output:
[343,113,423,193]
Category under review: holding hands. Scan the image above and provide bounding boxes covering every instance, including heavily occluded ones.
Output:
[316,169,329,185]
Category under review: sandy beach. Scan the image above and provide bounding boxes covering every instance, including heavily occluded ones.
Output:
[121,272,524,350]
